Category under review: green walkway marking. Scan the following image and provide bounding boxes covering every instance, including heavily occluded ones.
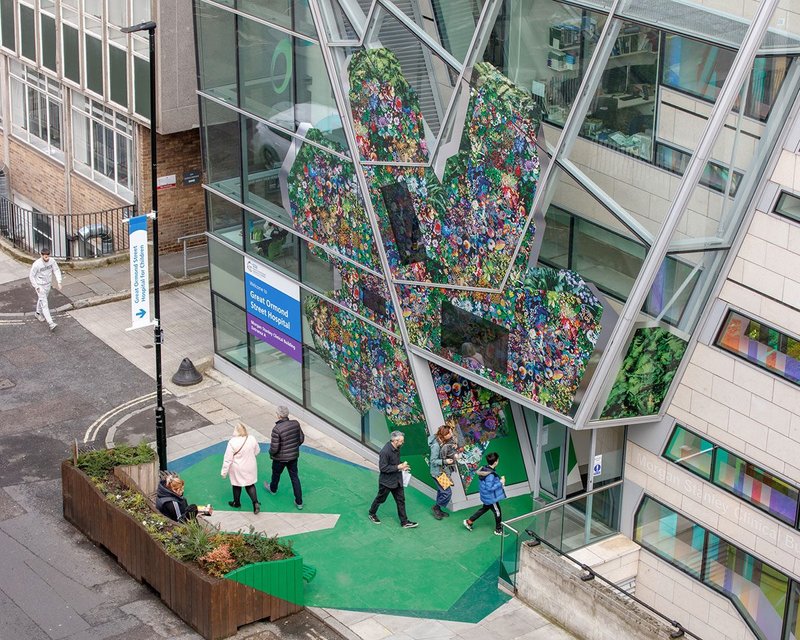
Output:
[180,446,532,622]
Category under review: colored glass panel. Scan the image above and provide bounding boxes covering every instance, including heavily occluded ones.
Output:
[634,497,704,578]
[663,425,713,480]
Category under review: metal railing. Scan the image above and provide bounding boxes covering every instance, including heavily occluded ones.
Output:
[499,481,623,588]
[178,232,208,277]
[525,533,702,639]
[0,194,134,260]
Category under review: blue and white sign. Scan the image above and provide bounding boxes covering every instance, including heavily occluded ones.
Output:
[244,257,301,342]
[127,215,151,330]
[592,454,603,478]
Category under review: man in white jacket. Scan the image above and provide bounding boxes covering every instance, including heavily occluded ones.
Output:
[29,247,62,330]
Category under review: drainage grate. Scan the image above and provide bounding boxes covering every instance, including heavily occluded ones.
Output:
[0,378,16,390]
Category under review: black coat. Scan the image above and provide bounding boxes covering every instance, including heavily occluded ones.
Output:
[377,440,403,488]
[156,480,195,522]
[269,418,304,461]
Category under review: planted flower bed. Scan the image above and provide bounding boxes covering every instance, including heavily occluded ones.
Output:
[62,444,303,640]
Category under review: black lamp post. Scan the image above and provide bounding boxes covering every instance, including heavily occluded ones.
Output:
[122,20,167,471]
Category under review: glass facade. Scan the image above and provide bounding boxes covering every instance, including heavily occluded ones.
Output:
[195,0,799,570]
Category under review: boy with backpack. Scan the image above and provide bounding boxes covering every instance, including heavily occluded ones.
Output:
[463,452,507,536]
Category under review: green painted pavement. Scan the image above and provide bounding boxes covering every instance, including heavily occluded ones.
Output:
[180,447,533,622]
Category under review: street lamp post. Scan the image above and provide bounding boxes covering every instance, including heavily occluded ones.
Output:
[122,20,167,471]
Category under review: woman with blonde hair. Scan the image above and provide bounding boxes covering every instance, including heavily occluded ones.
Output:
[221,422,261,514]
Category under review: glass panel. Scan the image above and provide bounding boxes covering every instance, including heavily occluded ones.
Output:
[201,98,242,200]
[716,311,800,386]
[300,241,335,293]
[213,294,248,369]
[244,212,300,278]
[243,116,293,224]
[249,333,302,402]
[775,192,800,224]
[208,191,243,246]
[655,143,743,197]
[195,0,236,104]
[664,425,713,479]
[786,582,800,640]
[108,44,127,106]
[41,14,56,71]
[0,0,15,50]
[305,347,362,438]
[63,24,80,83]
[318,0,359,43]
[593,425,625,487]
[714,450,799,526]
[208,238,245,307]
[238,17,344,151]
[705,534,788,640]
[539,417,566,499]
[133,56,150,119]
[85,35,103,95]
[238,0,315,38]
[20,4,35,61]
[634,496,704,578]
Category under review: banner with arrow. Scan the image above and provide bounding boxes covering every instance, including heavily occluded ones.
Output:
[127,215,152,330]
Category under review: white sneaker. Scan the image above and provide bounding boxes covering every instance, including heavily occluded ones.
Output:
[35,312,44,322]
[49,323,57,331]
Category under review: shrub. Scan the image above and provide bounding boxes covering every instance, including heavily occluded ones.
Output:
[168,518,214,563]
[199,543,237,578]
[76,441,155,481]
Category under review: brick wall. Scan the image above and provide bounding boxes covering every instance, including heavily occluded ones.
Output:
[6,138,68,212]
[135,124,205,253]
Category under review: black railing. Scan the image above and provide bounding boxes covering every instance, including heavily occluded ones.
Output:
[0,195,134,260]
[525,532,703,640]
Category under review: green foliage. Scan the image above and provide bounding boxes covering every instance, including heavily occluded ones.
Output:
[243,525,294,562]
[76,441,155,481]
[602,326,688,418]
[168,518,214,563]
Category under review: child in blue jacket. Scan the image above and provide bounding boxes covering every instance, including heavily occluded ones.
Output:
[463,452,506,535]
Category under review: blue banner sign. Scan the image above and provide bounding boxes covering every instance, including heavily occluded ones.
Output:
[244,257,301,342]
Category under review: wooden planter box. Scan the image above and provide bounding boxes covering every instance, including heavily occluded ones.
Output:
[62,461,303,640]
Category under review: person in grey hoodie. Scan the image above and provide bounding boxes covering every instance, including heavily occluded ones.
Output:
[29,247,62,331]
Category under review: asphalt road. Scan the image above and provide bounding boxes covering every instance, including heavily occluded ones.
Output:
[0,283,346,640]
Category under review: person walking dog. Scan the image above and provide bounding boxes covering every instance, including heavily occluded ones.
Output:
[264,406,305,510]
[368,431,418,528]
[29,247,62,331]
[221,422,261,513]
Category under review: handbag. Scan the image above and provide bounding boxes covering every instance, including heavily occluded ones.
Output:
[436,471,454,490]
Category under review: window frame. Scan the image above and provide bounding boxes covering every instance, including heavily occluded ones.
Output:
[772,190,800,225]
[9,61,64,160]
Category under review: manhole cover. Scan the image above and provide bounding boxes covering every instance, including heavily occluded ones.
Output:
[0,378,15,390]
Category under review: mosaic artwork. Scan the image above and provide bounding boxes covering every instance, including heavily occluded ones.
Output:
[404,266,603,415]
[431,364,510,489]
[601,326,688,419]
[304,295,423,424]
[349,49,541,288]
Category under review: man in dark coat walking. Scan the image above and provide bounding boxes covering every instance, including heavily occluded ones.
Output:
[264,405,305,509]
[368,431,418,528]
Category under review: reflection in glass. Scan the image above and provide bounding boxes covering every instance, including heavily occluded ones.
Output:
[440,301,509,373]
[381,182,427,266]
[245,212,299,278]
[207,192,243,247]
[663,425,713,479]
[201,98,242,200]
[655,143,742,197]
[774,191,800,224]
[213,294,248,369]
[195,1,237,103]
[305,347,362,437]
[250,333,302,402]
[634,497,704,578]
[238,0,315,38]
[209,239,245,307]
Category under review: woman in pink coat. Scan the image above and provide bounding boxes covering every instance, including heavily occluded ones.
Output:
[221,423,261,514]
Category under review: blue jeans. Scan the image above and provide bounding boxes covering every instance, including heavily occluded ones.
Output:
[434,476,452,509]
[270,458,303,505]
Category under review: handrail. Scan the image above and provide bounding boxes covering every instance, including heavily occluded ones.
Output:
[177,232,208,277]
[525,532,702,640]
[504,479,625,532]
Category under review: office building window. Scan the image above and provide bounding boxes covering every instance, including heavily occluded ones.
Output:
[61,3,80,84]
[662,35,791,122]
[71,93,133,199]
[655,143,742,197]
[40,1,57,72]
[9,62,63,160]
[0,0,14,50]
[664,424,800,526]
[715,310,800,386]
[774,191,800,224]
[19,2,35,61]
[635,496,792,640]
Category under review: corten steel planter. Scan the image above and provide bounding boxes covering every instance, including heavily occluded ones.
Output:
[62,461,303,640]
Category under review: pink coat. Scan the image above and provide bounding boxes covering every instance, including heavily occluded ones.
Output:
[220,435,260,487]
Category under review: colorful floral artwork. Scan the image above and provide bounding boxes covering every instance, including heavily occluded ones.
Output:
[286,128,380,270]
[601,326,688,419]
[403,266,603,415]
[304,295,423,424]
[431,365,510,489]
[349,49,541,289]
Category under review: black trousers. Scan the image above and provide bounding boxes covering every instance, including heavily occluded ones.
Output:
[231,484,258,506]
[468,502,502,530]
[369,483,408,523]
[270,458,303,505]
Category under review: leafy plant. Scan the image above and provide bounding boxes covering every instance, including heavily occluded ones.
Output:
[76,441,155,481]
[169,518,214,563]
[244,525,293,562]
[198,543,237,578]
[602,326,688,418]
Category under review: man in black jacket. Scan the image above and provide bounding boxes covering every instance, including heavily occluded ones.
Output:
[264,405,305,509]
[368,431,418,528]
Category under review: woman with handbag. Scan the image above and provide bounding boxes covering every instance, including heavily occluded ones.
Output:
[221,422,262,514]
[429,425,457,520]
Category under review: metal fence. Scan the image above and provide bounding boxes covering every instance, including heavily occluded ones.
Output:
[0,195,135,260]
